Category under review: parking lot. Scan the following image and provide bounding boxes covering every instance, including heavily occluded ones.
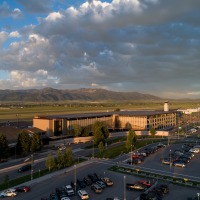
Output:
[2,142,200,200]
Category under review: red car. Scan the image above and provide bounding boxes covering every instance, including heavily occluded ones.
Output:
[137,180,151,188]
[15,185,30,192]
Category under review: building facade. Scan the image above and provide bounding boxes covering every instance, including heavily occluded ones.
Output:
[33,103,177,137]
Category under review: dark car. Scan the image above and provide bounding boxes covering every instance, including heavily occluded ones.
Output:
[126,183,146,191]
[127,159,138,165]
[157,184,169,194]
[49,193,59,200]
[15,185,30,192]
[77,179,86,188]
[160,158,171,165]
[17,164,31,172]
[55,187,67,199]
[88,174,99,183]
[140,191,162,200]
[71,181,80,191]
[83,176,93,186]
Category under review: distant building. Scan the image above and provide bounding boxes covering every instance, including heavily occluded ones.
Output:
[178,108,200,115]
[33,102,177,137]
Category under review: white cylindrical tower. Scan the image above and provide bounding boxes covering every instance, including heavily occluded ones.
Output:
[164,101,169,111]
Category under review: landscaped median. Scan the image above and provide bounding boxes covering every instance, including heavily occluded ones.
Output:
[108,165,200,189]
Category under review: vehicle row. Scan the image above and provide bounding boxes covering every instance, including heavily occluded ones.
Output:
[160,143,200,168]
[43,173,114,200]
[127,143,166,165]
[0,185,30,198]
[140,184,169,200]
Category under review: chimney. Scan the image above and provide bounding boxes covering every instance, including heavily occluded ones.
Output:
[164,101,169,112]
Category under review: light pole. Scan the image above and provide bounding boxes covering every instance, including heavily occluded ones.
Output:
[124,176,126,200]
[31,154,33,180]
[92,140,94,158]
[131,144,133,165]
[169,149,172,170]
[74,165,77,193]
[197,193,200,200]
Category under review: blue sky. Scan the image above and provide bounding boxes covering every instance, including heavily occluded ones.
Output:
[0,0,200,99]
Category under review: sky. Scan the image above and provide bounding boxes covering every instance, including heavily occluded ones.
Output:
[0,0,200,99]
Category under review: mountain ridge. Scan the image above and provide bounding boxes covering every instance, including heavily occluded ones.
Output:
[0,88,161,102]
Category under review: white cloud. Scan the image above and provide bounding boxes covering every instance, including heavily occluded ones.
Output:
[45,12,63,21]
[9,31,21,38]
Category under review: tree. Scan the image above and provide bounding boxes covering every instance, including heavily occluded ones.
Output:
[55,150,65,169]
[45,154,55,172]
[150,127,156,136]
[64,147,73,167]
[125,122,132,131]
[81,126,90,137]
[126,130,137,152]
[92,121,109,145]
[72,124,82,137]
[98,141,104,156]
[0,134,9,160]
[30,133,43,153]
[16,131,31,156]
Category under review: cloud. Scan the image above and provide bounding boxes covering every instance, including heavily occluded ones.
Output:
[0,0,200,99]
[17,0,54,13]
[0,2,22,19]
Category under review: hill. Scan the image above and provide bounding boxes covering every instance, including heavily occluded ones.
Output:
[0,88,161,102]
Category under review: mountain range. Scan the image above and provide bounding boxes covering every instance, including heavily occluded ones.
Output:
[0,88,161,102]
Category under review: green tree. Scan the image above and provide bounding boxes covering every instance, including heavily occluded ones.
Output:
[16,131,31,156]
[98,141,104,156]
[125,122,132,131]
[0,134,9,160]
[150,127,156,136]
[30,133,43,153]
[45,154,55,172]
[81,126,90,137]
[92,121,109,145]
[64,147,73,167]
[56,150,65,168]
[126,130,137,152]
[72,124,82,137]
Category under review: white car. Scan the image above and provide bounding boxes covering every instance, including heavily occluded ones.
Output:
[0,189,17,197]
[189,148,199,153]
[65,185,74,196]
[77,190,89,199]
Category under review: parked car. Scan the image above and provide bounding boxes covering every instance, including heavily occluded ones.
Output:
[77,179,86,188]
[77,189,89,199]
[91,183,102,193]
[101,177,113,186]
[96,180,106,188]
[160,158,171,165]
[189,148,199,153]
[49,193,59,200]
[65,185,75,196]
[71,181,80,191]
[127,159,138,165]
[126,183,147,191]
[83,176,93,186]
[173,160,186,168]
[17,164,31,172]
[157,143,166,148]
[157,184,169,194]
[56,187,68,200]
[137,180,151,188]
[88,174,99,183]
[15,185,30,192]
[0,189,17,197]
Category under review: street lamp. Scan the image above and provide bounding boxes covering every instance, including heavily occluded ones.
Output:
[124,176,126,200]
[197,193,200,200]
[92,140,94,158]
[31,154,34,180]
[74,165,77,193]
[169,149,172,170]
[131,144,133,165]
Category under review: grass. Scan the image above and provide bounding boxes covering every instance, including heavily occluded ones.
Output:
[0,100,199,122]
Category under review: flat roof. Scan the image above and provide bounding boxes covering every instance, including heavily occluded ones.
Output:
[34,110,177,120]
